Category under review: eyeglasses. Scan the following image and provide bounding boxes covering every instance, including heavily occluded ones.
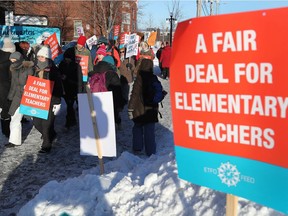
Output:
[120,51,124,53]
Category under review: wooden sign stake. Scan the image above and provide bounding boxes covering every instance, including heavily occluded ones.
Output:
[226,194,238,216]
[86,85,104,175]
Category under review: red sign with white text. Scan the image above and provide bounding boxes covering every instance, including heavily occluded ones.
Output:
[170,7,288,168]
[44,32,62,60]
[20,76,54,119]
[75,55,89,81]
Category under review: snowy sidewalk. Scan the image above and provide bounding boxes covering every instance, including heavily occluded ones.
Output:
[0,75,172,216]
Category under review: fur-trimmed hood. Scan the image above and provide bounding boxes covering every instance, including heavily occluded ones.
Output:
[10,60,34,72]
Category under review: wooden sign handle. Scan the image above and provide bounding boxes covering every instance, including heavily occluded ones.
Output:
[86,84,104,175]
[226,194,238,216]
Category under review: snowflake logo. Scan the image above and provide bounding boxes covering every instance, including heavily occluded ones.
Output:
[217,162,240,187]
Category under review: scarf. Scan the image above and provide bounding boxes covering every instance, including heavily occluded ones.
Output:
[37,59,49,70]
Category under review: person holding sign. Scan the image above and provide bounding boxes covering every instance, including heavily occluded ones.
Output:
[32,46,63,153]
[5,52,34,148]
[65,36,93,92]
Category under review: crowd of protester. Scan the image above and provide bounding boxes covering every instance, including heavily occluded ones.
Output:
[0,34,171,156]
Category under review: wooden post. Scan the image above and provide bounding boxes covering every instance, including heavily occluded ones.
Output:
[86,84,104,175]
[226,194,238,216]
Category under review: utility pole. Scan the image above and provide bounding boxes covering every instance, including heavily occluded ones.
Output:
[196,0,202,17]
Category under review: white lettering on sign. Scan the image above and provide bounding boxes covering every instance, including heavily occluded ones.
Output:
[175,92,288,118]
[33,80,46,87]
[234,62,273,83]
[212,30,257,52]
[195,34,207,53]
[185,120,275,149]
[185,64,228,83]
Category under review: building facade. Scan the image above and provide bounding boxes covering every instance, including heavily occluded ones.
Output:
[1,0,138,43]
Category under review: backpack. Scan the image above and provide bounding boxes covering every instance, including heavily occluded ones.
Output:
[145,75,166,105]
[89,72,107,93]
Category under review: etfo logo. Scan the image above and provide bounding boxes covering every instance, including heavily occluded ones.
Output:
[217,162,240,187]
[204,162,255,187]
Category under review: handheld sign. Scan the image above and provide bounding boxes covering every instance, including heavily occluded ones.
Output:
[44,32,62,60]
[77,91,116,158]
[171,7,288,214]
[20,75,54,120]
[75,55,89,82]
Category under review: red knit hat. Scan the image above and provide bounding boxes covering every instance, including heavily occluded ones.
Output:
[77,35,87,46]
[96,44,107,56]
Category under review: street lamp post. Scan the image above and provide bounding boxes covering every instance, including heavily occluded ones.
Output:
[166,12,177,45]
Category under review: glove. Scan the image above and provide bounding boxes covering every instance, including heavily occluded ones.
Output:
[128,109,134,120]
[52,104,61,115]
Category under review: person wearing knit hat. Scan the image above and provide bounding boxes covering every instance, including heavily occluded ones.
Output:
[96,44,107,57]
[1,37,16,53]
[94,44,107,64]
[102,55,115,66]
[37,46,52,59]
[89,51,125,131]
[64,36,93,92]
[77,35,87,50]
[5,51,34,148]
[33,45,64,153]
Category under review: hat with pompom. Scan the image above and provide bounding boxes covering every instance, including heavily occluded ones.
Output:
[2,37,16,53]
[96,44,107,56]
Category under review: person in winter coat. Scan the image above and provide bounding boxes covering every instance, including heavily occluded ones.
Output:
[133,41,155,78]
[93,44,107,65]
[65,36,93,93]
[32,46,63,153]
[0,38,16,138]
[91,36,109,65]
[160,41,172,79]
[139,41,155,60]
[118,47,135,104]
[15,41,36,61]
[156,42,165,72]
[128,59,160,156]
[58,47,83,129]
[5,52,34,148]
[88,56,125,129]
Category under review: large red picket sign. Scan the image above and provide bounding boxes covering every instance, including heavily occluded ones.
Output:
[171,7,288,168]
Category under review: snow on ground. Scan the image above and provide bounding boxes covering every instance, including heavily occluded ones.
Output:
[1,51,285,216]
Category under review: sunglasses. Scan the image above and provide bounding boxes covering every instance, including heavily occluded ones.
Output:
[120,51,124,53]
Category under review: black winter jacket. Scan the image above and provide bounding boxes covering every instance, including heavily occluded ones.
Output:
[0,50,11,117]
[59,58,83,98]
[34,59,63,105]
